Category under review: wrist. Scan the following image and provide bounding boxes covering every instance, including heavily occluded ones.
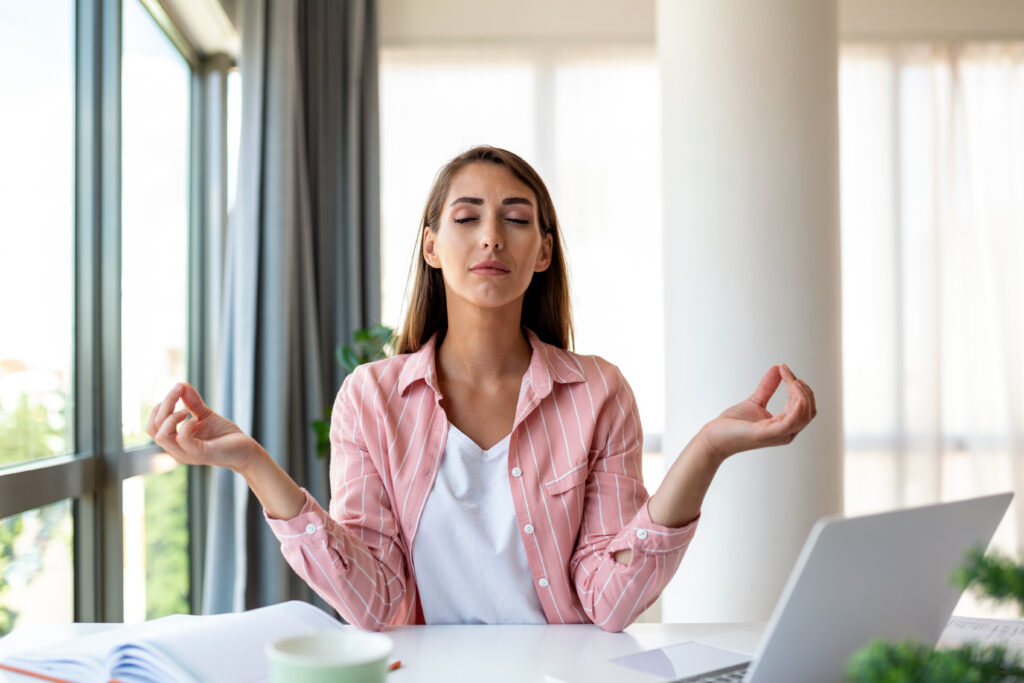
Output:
[696,424,733,468]
[232,443,272,479]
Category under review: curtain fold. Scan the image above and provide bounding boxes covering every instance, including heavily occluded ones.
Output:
[202,0,379,615]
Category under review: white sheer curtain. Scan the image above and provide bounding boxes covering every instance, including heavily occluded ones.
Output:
[840,44,1024,614]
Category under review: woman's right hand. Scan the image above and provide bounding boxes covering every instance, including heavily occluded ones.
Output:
[145,382,264,475]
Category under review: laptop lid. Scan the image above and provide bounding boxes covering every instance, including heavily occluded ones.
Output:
[746,491,1013,683]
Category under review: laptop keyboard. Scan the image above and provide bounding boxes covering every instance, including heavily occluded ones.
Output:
[674,661,751,682]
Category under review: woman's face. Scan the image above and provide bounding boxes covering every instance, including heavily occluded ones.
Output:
[424,162,552,314]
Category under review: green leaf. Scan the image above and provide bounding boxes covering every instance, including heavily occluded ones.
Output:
[339,345,361,374]
[314,325,395,457]
[311,418,331,459]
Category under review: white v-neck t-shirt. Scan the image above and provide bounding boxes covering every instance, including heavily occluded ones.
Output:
[411,423,548,624]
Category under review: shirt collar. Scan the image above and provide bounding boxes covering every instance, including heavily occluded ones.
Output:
[397,328,585,397]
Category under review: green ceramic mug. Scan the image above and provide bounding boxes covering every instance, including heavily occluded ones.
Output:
[266,629,394,683]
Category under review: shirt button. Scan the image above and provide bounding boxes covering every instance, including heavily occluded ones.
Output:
[305,524,317,535]
[538,578,549,588]
[524,524,535,535]
[636,528,648,540]
[511,467,523,478]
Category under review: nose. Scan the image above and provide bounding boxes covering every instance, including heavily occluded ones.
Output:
[480,213,503,250]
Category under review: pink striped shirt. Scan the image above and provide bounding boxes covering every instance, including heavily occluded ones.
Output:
[266,329,698,632]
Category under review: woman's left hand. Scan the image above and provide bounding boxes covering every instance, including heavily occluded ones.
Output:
[698,364,817,464]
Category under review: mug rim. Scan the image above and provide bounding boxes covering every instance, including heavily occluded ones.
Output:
[266,629,394,668]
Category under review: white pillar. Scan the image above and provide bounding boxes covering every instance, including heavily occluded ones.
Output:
[658,0,844,623]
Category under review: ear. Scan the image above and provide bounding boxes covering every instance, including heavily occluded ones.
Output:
[423,227,441,269]
[534,232,553,273]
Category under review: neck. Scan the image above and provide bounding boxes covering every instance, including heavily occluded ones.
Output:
[437,300,532,384]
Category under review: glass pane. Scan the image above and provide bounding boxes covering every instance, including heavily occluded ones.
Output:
[123,462,190,622]
[121,0,190,447]
[0,2,75,465]
[0,500,74,636]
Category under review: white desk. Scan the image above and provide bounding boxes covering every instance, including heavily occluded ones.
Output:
[386,623,763,682]
[0,622,764,682]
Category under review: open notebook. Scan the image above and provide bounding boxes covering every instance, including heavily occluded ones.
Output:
[0,601,342,683]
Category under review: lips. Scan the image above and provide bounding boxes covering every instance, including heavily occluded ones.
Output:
[470,260,511,276]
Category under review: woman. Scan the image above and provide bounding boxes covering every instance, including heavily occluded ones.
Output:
[146,146,816,632]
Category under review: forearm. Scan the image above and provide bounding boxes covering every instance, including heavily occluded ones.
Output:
[647,428,725,528]
[237,446,307,520]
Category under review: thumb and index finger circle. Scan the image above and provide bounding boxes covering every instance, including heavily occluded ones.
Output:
[178,382,213,420]
[750,365,783,407]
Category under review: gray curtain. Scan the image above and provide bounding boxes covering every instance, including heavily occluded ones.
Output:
[202,0,380,615]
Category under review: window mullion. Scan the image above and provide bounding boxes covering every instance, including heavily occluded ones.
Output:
[73,0,124,624]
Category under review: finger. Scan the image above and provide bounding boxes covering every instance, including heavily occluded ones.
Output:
[144,403,160,438]
[178,413,196,441]
[800,380,817,418]
[773,381,811,431]
[779,365,811,419]
[779,363,800,385]
[758,414,802,446]
[152,384,186,432]
[750,365,782,407]
[179,383,214,421]
[154,409,190,456]
[770,403,804,435]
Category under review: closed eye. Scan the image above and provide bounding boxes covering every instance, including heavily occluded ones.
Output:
[506,218,529,225]
[453,217,477,224]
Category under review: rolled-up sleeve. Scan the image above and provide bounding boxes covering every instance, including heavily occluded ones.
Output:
[264,370,410,630]
[569,367,698,632]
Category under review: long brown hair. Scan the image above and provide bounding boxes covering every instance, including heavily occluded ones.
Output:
[394,146,573,354]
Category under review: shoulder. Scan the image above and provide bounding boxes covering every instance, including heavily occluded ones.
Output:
[339,353,414,399]
[551,346,634,405]
[568,349,629,388]
[526,329,627,391]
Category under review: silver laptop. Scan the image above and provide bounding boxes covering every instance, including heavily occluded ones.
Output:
[549,492,1012,683]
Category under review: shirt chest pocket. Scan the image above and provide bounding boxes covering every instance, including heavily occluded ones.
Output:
[543,462,588,497]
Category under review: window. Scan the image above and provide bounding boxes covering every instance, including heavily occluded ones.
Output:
[840,42,1024,615]
[0,0,228,631]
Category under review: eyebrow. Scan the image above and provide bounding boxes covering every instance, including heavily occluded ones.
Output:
[448,197,534,207]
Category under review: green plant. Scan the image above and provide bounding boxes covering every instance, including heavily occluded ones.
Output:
[847,640,1024,682]
[311,325,394,458]
[847,549,1024,682]
[953,548,1024,607]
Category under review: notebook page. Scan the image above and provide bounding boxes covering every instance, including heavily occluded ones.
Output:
[1,618,193,682]
[108,601,343,682]
[2,601,341,683]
